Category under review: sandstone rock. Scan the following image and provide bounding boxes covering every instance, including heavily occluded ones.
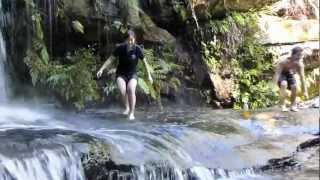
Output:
[259,15,319,44]
[208,73,234,103]
[140,13,176,44]
[269,41,319,70]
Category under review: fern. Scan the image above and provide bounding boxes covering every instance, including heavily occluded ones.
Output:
[136,45,182,103]
[25,48,100,110]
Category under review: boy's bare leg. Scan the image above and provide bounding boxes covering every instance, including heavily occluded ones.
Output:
[280,81,289,112]
[290,85,298,112]
[117,77,130,114]
[127,79,137,120]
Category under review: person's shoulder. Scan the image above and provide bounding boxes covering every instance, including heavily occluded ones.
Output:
[114,43,127,53]
[135,44,144,51]
[279,57,290,64]
[297,60,305,68]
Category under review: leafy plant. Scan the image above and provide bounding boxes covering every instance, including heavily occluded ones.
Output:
[25,48,99,110]
[302,68,320,99]
[232,39,278,109]
[138,45,182,103]
[200,12,278,109]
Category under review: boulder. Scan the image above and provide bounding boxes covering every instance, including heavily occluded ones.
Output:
[140,12,176,44]
[61,0,175,44]
[259,15,319,44]
[208,73,234,107]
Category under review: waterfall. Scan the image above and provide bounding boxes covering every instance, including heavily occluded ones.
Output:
[0,144,85,180]
[0,0,8,103]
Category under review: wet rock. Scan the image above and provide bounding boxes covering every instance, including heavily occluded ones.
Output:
[260,156,300,172]
[297,137,320,151]
[81,142,134,180]
[140,12,176,44]
[259,137,319,173]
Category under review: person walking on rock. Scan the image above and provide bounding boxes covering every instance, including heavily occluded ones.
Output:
[97,30,153,120]
[274,47,309,112]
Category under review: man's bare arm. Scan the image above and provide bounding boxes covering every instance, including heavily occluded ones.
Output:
[274,61,284,84]
[97,55,115,78]
[298,62,309,98]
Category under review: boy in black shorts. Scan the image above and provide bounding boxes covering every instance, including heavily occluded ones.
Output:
[97,30,153,120]
[274,47,309,112]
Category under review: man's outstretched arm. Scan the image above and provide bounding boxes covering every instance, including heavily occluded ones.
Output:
[97,55,115,78]
[274,61,283,85]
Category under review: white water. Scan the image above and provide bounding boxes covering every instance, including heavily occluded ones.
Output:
[0,146,85,180]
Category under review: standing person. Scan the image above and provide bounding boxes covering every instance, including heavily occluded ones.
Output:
[274,47,309,112]
[97,30,153,120]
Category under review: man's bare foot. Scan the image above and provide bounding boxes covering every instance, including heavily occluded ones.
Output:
[290,106,299,112]
[281,105,289,112]
[122,108,130,115]
[128,113,135,120]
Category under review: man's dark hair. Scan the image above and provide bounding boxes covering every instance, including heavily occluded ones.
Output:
[127,30,136,39]
[291,47,303,55]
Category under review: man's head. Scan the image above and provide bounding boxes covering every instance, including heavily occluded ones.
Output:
[127,30,136,46]
[291,47,304,61]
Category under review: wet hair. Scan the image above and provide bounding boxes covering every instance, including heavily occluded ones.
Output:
[127,30,136,39]
[291,47,303,56]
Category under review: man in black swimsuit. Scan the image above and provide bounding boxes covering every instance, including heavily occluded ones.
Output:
[274,47,309,112]
[97,31,153,120]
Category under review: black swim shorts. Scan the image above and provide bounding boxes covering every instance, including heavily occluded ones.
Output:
[116,73,138,84]
[278,71,296,90]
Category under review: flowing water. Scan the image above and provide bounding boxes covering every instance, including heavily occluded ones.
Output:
[0,104,318,180]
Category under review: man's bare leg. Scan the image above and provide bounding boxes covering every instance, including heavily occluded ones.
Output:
[127,78,137,120]
[290,85,298,112]
[280,81,289,112]
[116,77,130,115]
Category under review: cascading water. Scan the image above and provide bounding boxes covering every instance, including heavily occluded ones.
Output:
[0,0,7,103]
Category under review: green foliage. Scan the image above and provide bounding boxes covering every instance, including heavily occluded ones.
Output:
[304,68,320,99]
[231,41,278,110]
[200,12,278,109]
[138,45,182,102]
[25,48,99,110]
[201,41,221,73]
[23,1,99,110]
